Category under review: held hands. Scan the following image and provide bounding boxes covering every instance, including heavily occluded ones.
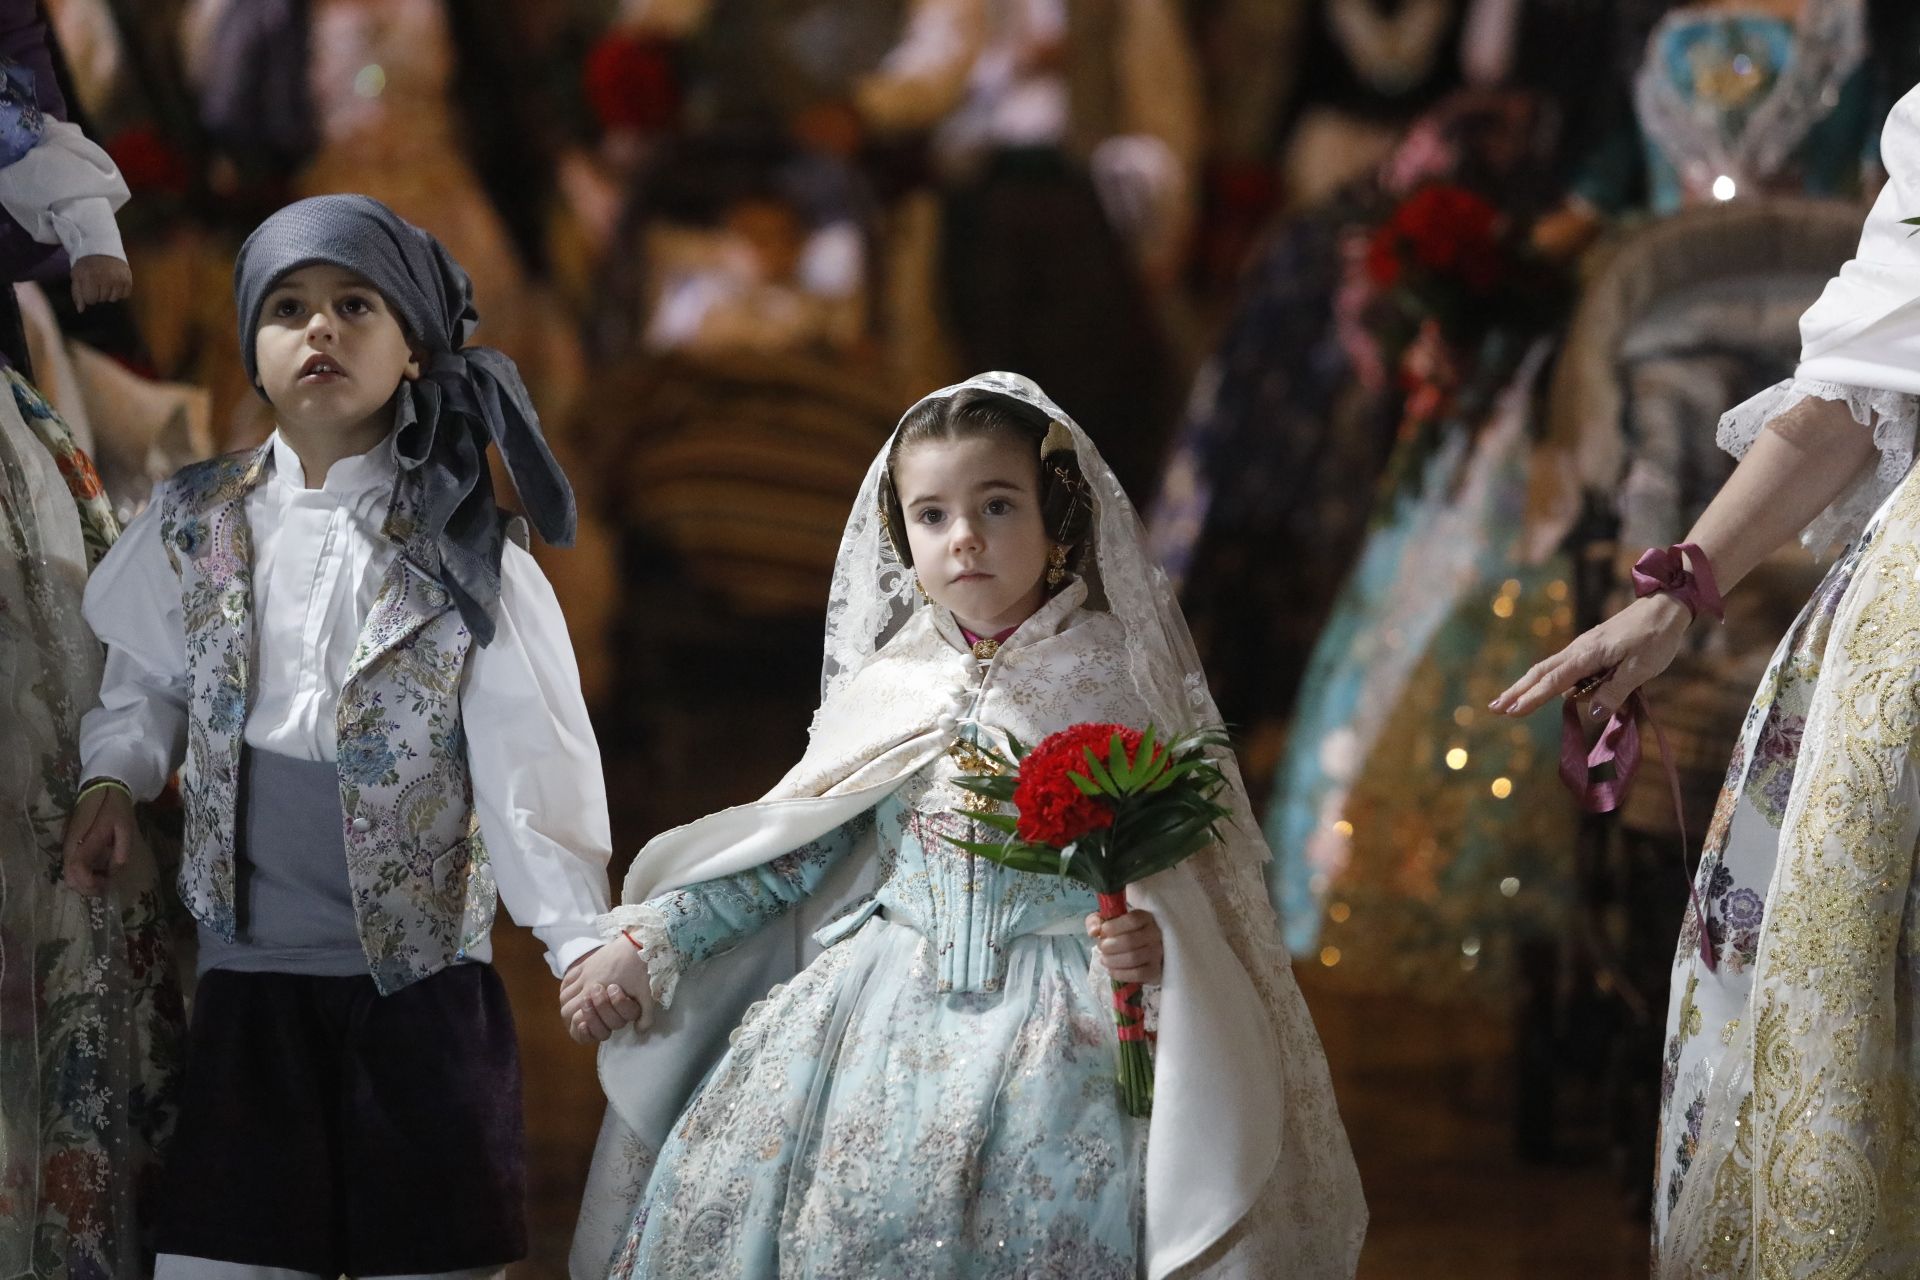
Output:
[70,254,131,311]
[1086,908,1163,985]
[62,782,141,895]
[560,939,655,1045]
[1489,593,1694,721]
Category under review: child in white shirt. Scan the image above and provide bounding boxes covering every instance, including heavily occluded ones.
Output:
[64,194,614,1280]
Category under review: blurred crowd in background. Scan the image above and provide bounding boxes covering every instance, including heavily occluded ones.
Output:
[12,0,1920,1264]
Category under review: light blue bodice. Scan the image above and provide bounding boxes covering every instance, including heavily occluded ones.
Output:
[646,772,1097,995]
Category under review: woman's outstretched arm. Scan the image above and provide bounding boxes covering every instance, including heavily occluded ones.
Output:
[1492,394,1881,719]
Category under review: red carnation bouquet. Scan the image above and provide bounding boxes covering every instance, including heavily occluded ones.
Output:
[1363,182,1513,360]
[1357,181,1565,509]
[944,724,1232,1116]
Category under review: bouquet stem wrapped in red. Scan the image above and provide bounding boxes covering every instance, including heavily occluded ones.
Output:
[945,724,1232,1117]
[1093,889,1153,1107]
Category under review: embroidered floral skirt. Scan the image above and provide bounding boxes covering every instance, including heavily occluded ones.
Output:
[1,370,186,1279]
[1653,464,1920,1277]
[608,917,1144,1279]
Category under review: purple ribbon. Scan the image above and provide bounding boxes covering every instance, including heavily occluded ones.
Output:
[1630,542,1724,623]
[1558,544,1725,973]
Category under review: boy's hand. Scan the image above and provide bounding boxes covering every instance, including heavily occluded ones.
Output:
[63,783,140,894]
[71,255,131,311]
[1087,907,1164,985]
[560,940,654,1044]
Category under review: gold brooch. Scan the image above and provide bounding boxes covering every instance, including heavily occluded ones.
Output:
[947,738,1006,813]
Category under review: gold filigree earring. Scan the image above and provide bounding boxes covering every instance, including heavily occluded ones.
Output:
[1046,544,1069,589]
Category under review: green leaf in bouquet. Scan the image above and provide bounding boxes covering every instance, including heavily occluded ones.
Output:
[1111,800,1224,869]
[953,774,1019,802]
[1108,729,1138,792]
[1111,729,1145,792]
[1112,811,1221,880]
[1143,758,1219,794]
[1010,846,1082,876]
[1158,794,1233,833]
[966,811,1021,835]
[944,834,1074,877]
[1170,729,1233,762]
[1005,730,1028,760]
[1123,840,1212,883]
[1111,790,1200,833]
[1055,845,1121,894]
[969,740,1020,771]
[1132,724,1164,791]
[943,835,1011,859]
[1081,744,1119,795]
[1069,770,1103,797]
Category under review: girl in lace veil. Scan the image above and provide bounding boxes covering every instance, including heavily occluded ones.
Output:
[569,371,1365,1278]
[1495,83,1920,1277]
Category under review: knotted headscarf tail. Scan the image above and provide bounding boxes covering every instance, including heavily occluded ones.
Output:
[232,193,576,645]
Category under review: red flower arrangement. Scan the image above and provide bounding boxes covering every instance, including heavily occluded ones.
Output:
[946,723,1230,1116]
[584,31,680,136]
[1365,183,1506,297]
[104,125,192,198]
[1353,180,1566,507]
[1010,722,1156,845]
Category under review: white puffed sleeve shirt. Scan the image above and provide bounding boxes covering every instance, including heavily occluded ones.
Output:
[78,431,613,976]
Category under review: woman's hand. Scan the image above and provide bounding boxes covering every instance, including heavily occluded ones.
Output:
[1530,202,1602,263]
[62,782,141,894]
[1087,908,1164,985]
[560,940,654,1044]
[1491,592,1693,720]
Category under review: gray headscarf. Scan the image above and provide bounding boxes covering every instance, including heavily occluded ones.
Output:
[233,193,575,645]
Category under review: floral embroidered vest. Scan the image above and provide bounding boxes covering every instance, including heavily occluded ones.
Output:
[157,442,496,994]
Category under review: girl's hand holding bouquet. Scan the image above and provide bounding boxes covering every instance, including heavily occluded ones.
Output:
[945,722,1231,1116]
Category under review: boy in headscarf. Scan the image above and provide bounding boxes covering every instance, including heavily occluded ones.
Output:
[60,194,616,1279]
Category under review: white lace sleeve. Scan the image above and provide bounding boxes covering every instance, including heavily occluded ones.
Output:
[1716,376,1920,555]
[596,903,684,1008]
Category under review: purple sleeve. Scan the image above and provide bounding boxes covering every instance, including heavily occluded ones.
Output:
[0,0,66,120]
[0,0,74,278]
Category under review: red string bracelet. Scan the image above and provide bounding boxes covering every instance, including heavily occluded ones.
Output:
[620,929,644,955]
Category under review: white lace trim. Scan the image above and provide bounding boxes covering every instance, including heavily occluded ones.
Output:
[595,902,684,1009]
[1715,376,1920,555]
